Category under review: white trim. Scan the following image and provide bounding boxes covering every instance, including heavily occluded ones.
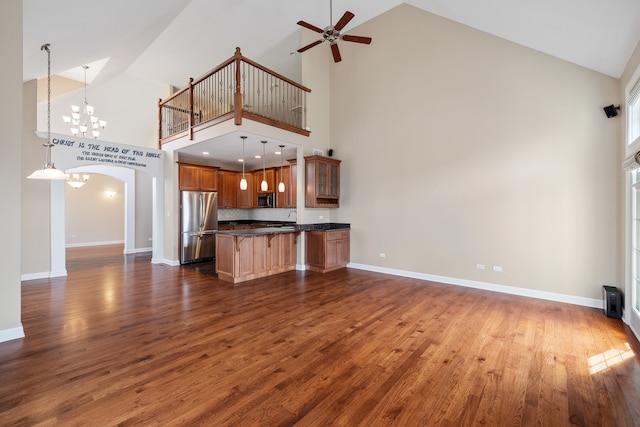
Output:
[0,326,25,343]
[21,270,67,281]
[65,240,125,248]
[124,247,152,254]
[347,263,602,309]
[159,258,180,266]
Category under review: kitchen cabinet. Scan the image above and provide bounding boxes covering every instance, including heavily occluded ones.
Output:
[275,160,297,208]
[217,170,238,208]
[305,156,341,208]
[254,168,275,194]
[178,163,218,191]
[237,173,254,208]
[305,229,350,273]
[216,230,298,283]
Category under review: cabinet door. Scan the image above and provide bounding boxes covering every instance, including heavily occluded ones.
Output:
[237,173,254,208]
[328,163,339,198]
[276,166,290,208]
[179,164,201,190]
[317,161,328,196]
[255,168,275,194]
[219,171,237,208]
[200,167,218,191]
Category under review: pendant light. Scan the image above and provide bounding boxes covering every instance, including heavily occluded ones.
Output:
[27,44,68,180]
[260,140,268,191]
[278,145,285,193]
[239,135,248,190]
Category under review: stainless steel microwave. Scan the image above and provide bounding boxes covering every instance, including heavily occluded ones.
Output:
[257,192,275,208]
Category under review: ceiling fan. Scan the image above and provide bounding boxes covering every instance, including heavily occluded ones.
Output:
[296,0,372,63]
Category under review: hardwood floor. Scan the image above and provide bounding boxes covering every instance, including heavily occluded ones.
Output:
[1,245,639,426]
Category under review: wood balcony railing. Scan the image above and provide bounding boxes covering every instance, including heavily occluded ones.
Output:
[158,47,311,145]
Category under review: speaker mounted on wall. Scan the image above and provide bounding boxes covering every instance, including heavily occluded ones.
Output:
[603,104,620,118]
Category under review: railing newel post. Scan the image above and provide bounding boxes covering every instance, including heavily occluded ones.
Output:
[234,47,243,126]
[188,77,194,140]
[157,98,163,148]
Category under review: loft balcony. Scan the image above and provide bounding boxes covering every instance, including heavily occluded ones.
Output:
[158,47,311,146]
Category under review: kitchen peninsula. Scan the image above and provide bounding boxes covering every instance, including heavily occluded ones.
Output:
[215,227,299,283]
[215,223,351,283]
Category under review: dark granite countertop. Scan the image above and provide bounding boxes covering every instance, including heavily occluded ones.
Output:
[216,227,299,236]
[216,222,350,236]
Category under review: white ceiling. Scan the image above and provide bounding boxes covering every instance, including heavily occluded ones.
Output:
[22,0,640,166]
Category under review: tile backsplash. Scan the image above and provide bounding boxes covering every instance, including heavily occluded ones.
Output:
[218,208,296,222]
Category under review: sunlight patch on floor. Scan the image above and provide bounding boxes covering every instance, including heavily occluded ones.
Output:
[588,343,635,374]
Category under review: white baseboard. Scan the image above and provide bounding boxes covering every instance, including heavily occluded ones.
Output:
[65,240,124,248]
[347,263,603,309]
[21,269,68,282]
[158,258,180,266]
[124,247,152,255]
[0,326,25,343]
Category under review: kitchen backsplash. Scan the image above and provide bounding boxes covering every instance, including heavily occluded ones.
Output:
[218,208,296,222]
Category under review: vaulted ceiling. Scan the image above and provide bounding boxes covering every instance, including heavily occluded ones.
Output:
[23,0,640,89]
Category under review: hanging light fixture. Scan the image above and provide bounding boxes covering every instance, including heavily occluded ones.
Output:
[261,140,269,191]
[27,44,68,180]
[239,136,248,190]
[278,145,285,193]
[67,173,90,189]
[62,64,106,139]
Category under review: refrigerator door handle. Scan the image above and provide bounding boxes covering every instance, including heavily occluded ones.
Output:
[199,193,205,229]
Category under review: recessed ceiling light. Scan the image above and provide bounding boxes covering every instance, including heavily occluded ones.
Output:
[202,151,209,155]
[275,151,282,155]
[238,158,244,162]
[255,155,261,159]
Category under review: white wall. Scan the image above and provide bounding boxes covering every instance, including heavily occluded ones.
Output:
[0,0,24,341]
[330,5,620,302]
[65,174,125,246]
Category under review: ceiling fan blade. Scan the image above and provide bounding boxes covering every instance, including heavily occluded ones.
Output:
[341,35,372,45]
[334,11,355,31]
[297,39,324,53]
[297,20,324,34]
[331,43,342,63]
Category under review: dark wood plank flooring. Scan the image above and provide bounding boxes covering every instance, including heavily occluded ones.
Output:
[1,244,639,426]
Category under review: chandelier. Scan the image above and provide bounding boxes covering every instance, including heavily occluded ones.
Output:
[67,173,89,189]
[62,65,106,139]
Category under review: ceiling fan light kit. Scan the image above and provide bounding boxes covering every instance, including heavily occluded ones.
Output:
[296,0,372,63]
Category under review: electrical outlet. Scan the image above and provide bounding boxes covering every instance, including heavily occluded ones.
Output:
[379,253,386,258]
[319,215,324,220]
[493,266,503,272]
[476,264,485,270]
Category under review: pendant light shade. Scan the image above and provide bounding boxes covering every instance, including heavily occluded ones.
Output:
[239,135,248,190]
[278,145,285,193]
[28,44,68,181]
[260,140,268,191]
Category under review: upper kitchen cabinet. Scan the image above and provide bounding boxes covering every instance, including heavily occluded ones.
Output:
[217,170,238,208]
[254,168,276,194]
[178,163,218,191]
[305,156,341,208]
[237,173,254,208]
[276,159,297,208]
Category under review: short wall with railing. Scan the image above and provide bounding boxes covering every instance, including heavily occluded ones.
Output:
[158,47,311,145]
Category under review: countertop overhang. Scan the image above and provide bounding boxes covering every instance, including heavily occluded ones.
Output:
[216,222,350,237]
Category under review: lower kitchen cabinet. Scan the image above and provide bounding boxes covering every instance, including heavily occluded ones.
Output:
[305,229,350,273]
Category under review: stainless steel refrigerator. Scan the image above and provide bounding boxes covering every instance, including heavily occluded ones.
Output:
[180,190,218,264]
